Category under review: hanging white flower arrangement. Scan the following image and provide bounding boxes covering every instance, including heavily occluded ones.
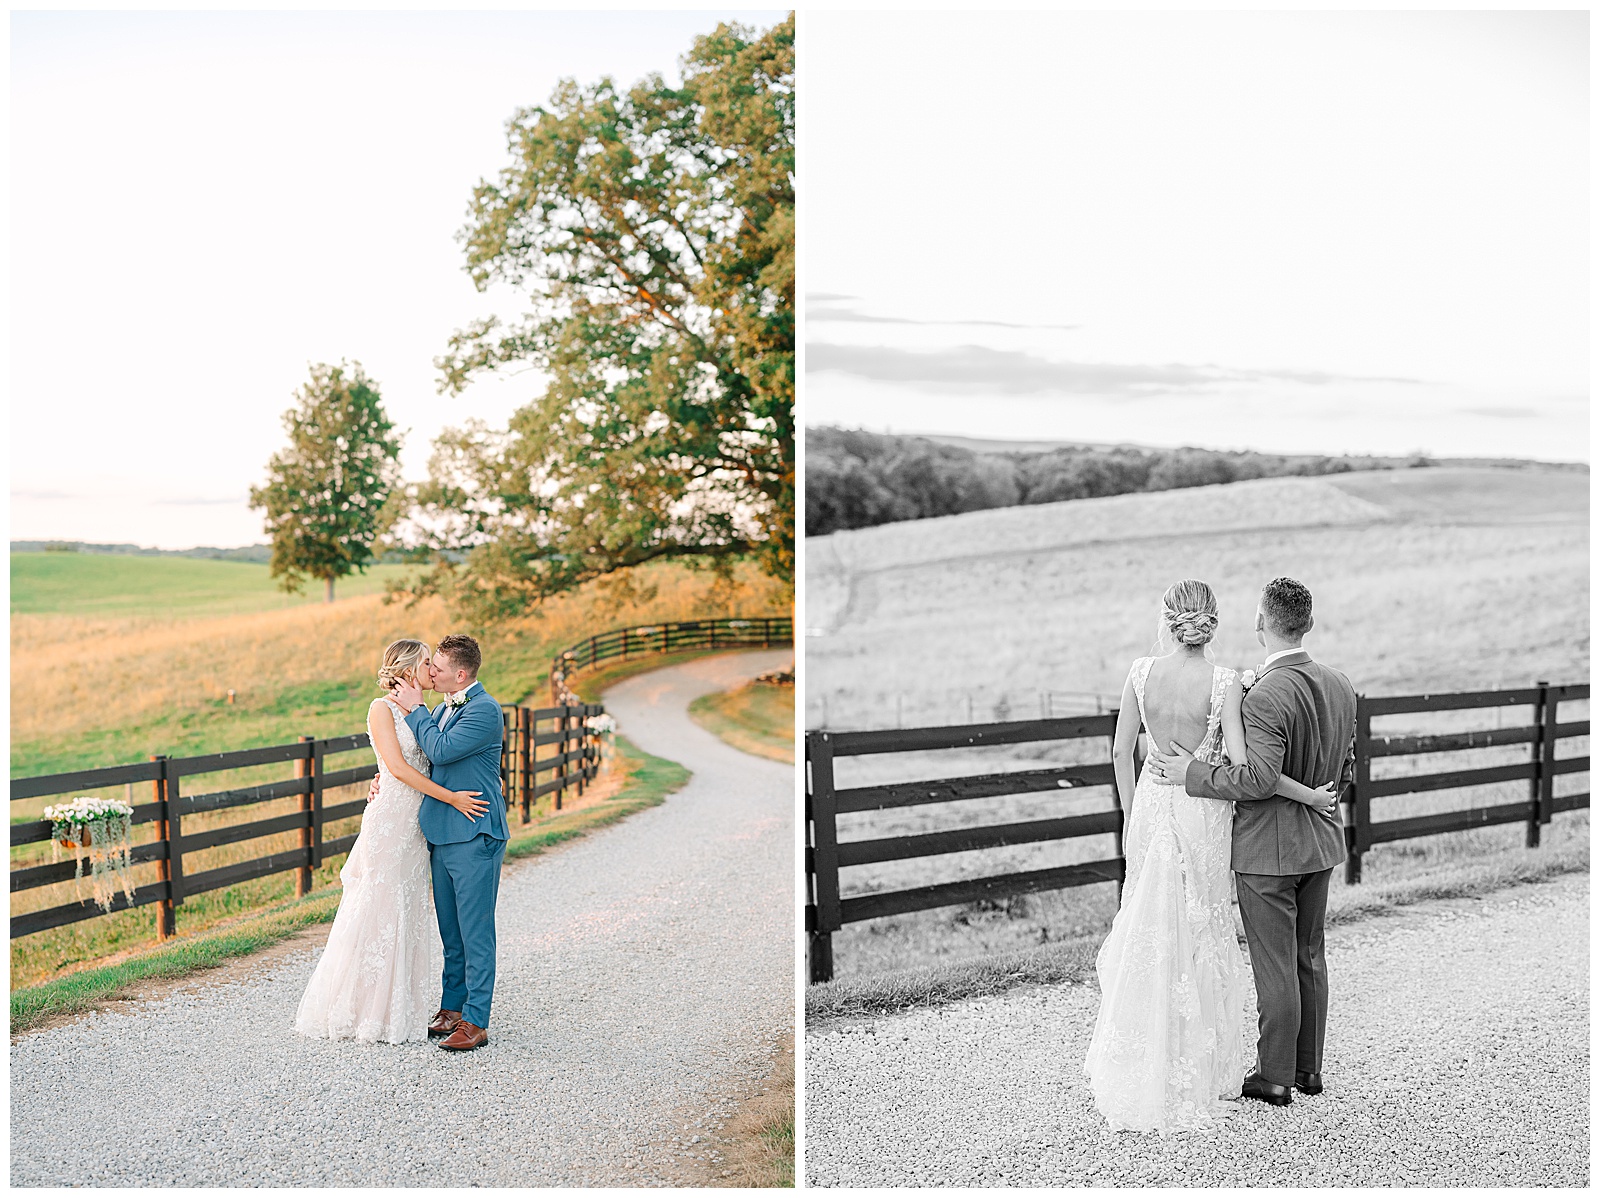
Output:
[586,712,617,758]
[43,796,136,912]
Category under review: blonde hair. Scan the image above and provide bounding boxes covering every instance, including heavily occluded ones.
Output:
[377,639,431,690]
[1158,579,1220,649]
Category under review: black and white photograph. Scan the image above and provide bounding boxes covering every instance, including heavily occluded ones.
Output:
[801,9,1588,1188]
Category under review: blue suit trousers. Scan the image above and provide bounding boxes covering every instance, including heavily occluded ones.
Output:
[429,832,505,1028]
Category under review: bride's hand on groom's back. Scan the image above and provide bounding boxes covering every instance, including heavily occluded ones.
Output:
[448,790,488,821]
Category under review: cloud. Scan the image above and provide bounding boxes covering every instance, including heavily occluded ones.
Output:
[807,342,1423,396]
[807,296,1079,331]
[156,494,251,506]
[11,489,78,501]
[1459,406,1539,419]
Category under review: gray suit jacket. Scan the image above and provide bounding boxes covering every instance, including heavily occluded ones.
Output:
[1184,649,1355,876]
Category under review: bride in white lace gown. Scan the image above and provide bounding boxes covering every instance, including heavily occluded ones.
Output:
[295,640,484,1045]
[1083,581,1335,1132]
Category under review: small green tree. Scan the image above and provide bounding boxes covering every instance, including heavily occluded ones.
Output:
[249,362,403,603]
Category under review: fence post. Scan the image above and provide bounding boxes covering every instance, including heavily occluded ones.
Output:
[574,706,587,799]
[1346,697,1371,884]
[710,621,719,651]
[1540,685,1559,828]
[520,707,533,824]
[167,763,186,910]
[1529,680,1552,846]
[807,732,840,984]
[295,735,314,897]
[150,754,175,941]
[1113,723,1129,904]
[554,710,566,812]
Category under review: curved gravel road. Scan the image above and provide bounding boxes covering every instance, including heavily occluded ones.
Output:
[806,871,1588,1187]
[11,650,793,1187]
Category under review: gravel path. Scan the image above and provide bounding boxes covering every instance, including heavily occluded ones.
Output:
[11,650,794,1187]
[806,872,1589,1187]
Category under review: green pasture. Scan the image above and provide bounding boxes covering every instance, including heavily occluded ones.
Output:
[11,551,419,618]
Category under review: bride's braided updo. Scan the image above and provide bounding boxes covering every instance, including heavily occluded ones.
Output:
[377,639,431,690]
[1160,580,1219,647]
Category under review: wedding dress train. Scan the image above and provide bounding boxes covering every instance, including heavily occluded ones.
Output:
[295,698,442,1044]
[1082,658,1254,1132]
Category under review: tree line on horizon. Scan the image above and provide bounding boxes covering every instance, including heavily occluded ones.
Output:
[804,426,1536,537]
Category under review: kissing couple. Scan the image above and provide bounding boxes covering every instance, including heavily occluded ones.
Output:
[295,634,508,1052]
[1082,577,1358,1133]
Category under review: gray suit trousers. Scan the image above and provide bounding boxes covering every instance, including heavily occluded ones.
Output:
[1236,866,1334,1086]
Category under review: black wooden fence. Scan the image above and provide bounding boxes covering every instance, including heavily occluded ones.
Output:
[805,680,1589,983]
[550,616,793,703]
[10,702,603,941]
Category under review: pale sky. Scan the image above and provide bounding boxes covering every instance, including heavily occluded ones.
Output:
[11,9,783,548]
[804,10,1588,462]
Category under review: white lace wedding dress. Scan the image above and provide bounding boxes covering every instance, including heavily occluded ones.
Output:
[294,699,442,1044]
[1082,658,1254,1132]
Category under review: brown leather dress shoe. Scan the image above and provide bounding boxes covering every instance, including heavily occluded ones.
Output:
[438,1020,488,1051]
[427,1009,463,1038]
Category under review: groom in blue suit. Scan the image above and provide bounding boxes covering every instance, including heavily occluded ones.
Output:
[390,633,506,1051]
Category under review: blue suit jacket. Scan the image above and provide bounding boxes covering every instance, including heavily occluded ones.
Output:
[406,684,508,845]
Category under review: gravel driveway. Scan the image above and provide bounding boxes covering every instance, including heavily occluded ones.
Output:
[806,871,1588,1187]
[11,650,794,1187]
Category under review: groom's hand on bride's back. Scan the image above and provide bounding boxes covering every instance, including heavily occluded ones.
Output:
[1148,742,1194,785]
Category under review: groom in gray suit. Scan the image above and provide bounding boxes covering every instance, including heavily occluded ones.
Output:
[1150,577,1356,1106]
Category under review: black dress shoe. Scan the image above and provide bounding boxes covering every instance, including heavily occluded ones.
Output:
[1241,1072,1293,1106]
[1295,1072,1323,1095]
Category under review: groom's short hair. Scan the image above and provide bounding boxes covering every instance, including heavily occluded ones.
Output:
[1260,577,1314,639]
[437,634,482,678]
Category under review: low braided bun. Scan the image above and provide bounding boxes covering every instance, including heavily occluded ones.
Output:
[1167,609,1219,646]
[1160,579,1219,648]
[377,639,431,690]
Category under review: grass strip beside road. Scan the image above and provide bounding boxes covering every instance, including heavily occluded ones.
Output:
[11,736,690,1036]
[806,836,1589,1027]
[10,888,344,1035]
[714,1032,796,1188]
[689,682,795,764]
[505,735,689,862]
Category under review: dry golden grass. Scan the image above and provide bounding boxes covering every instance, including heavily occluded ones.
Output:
[690,682,796,763]
[12,556,791,776]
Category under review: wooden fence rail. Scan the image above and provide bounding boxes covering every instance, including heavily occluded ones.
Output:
[10,702,603,941]
[550,616,793,703]
[805,680,1589,983]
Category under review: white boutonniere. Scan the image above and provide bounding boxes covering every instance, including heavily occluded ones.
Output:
[1240,669,1259,694]
[445,690,470,709]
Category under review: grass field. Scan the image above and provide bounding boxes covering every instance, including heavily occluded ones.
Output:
[804,467,1590,979]
[12,552,790,776]
[10,550,787,987]
[690,681,796,763]
[12,553,419,617]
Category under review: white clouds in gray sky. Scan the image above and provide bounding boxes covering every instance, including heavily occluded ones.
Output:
[803,10,1587,460]
[11,9,781,547]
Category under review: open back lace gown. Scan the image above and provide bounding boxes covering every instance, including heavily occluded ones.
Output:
[295,698,442,1044]
[1082,658,1254,1132]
